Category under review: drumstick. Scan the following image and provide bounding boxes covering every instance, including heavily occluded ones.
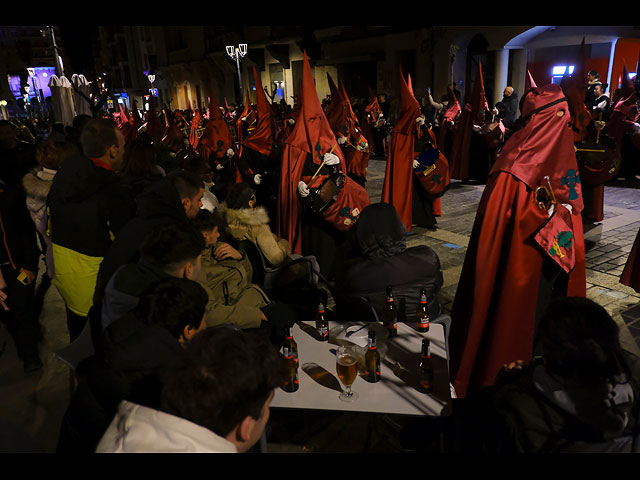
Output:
[309,144,338,187]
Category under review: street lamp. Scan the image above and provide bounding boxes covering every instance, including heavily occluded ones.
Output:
[226,43,247,101]
[0,100,8,120]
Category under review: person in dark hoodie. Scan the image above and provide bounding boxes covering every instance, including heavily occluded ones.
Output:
[56,276,209,453]
[47,118,133,342]
[333,202,445,330]
[100,222,205,331]
[92,169,204,310]
[480,297,640,453]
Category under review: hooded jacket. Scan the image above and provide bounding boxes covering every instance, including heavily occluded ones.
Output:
[96,400,237,453]
[334,202,443,322]
[48,153,133,316]
[22,166,57,277]
[93,176,192,307]
[489,351,640,453]
[223,205,290,267]
[197,242,270,329]
[56,309,184,453]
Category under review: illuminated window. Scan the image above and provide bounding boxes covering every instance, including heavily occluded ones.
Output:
[551,65,575,84]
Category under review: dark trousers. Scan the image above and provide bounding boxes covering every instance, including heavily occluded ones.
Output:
[0,264,40,364]
[66,307,88,343]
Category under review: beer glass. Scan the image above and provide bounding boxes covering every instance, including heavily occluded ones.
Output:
[336,345,359,402]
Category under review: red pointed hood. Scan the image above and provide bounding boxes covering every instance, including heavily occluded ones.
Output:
[469,61,489,122]
[145,96,166,141]
[613,64,639,120]
[324,73,343,132]
[395,68,421,134]
[243,66,275,157]
[199,93,235,162]
[491,83,583,214]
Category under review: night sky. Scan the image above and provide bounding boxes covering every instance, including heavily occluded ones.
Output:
[57,25,99,76]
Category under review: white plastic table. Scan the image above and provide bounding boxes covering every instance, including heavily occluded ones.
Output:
[272,320,452,417]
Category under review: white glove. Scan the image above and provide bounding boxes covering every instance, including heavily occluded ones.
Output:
[241,116,247,122]
[297,181,310,197]
[413,159,420,169]
[337,136,347,145]
[288,118,295,125]
[416,115,425,125]
[323,152,340,166]
[472,124,483,133]
[254,174,262,185]
[226,148,235,157]
[216,163,224,170]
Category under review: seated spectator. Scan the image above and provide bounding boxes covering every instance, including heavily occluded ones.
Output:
[222,181,291,268]
[56,277,209,453]
[191,209,298,344]
[93,169,204,308]
[334,202,444,325]
[96,325,282,453]
[100,223,205,330]
[191,209,270,330]
[483,297,640,453]
[182,153,219,212]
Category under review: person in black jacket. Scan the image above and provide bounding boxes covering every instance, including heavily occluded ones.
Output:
[56,276,209,453]
[92,170,204,310]
[334,202,445,330]
[48,118,133,342]
[0,178,42,372]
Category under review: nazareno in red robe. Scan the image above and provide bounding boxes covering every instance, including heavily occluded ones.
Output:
[380,68,422,232]
[449,82,586,398]
[276,52,369,255]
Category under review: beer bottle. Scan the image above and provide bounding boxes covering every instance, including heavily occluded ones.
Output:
[281,326,299,392]
[364,330,381,383]
[417,338,434,393]
[315,301,329,341]
[283,326,298,365]
[382,285,398,337]
[416,288,430,332]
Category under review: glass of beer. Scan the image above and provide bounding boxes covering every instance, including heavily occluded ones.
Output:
[336,345,359,402]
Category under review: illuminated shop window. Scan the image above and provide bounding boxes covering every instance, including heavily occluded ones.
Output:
[551,65,575,84]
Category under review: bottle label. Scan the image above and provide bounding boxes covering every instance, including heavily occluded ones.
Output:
[317,325,328,338]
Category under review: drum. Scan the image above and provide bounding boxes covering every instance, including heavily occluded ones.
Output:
[413,148,450,199]
[309,172,346,213]
[575,134,620,185]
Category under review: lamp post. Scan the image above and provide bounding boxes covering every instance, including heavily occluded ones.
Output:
[0,100,8,120]
[226,43,247,102]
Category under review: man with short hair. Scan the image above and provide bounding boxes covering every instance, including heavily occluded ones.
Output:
[100,223,206,330]
[500,86,519,131]
[48,118,133,341]
[93,169,205,308]
[589,83,611,115]
[96,326,282,453]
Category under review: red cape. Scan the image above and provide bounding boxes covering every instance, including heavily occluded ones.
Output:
[449,83,586,398]
[380,69,421,231]
[243,67,276,158]
[448,61,489,180]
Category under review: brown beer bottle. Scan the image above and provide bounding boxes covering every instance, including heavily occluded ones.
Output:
[281,326,299,392]
[417,338,434,393]
[382,285,398,337]
[416,288,430,332]
[315,301,329,341]
[364,330,381,383]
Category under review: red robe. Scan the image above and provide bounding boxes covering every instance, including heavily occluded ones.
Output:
[449,83,586,398]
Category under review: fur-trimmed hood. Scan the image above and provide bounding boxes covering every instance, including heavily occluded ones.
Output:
[22,168,57,200]
[222,205,270,227]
